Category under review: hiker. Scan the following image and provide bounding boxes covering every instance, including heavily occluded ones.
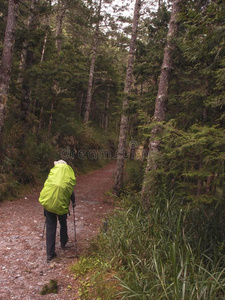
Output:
[39,160,76,262]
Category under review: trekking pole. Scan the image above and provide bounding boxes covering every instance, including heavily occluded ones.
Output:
[42,219,46,238]
[72,205,78,255]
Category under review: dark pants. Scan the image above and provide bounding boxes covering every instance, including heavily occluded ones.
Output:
[45,210,68,259]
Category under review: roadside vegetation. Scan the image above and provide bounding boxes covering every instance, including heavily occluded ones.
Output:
[71,160,225,299]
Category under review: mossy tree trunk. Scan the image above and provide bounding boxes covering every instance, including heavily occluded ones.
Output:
[113,0,142,196]
[55,0,66,53]
[141,0,181,208]
[83,0,102,124]
[104,91,110,133]
[0,0,19,157]
[20,0,39,123]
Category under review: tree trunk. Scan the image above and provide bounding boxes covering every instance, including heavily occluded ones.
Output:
[0,0,19,156]
[41,29,49,64]
[48,98,55,136]
[83,0,102,124]
[104,91,110,132]
[36,1,51,132]
[158,0,161,11]
[141,0,181,207]
[37,106,43,133]
[78,91,84,117]
[18,0,38,82]
[55,0,66,53]
[113,0,142,195]
[20,0,39,122]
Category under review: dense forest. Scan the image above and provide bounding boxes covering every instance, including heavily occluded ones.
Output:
[0,0,225,298]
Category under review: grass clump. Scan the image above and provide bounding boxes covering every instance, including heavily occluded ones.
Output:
[40,279,58,295]
[90,193,225,299]
[70,255,119,299]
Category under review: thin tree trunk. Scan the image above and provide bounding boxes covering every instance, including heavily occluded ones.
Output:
[142,0,181,207]
[0,0,19,156]
[206,173,214,194]
[55,0,66,53]
[83,0,102,124]
[18,0,37,83]
[104,91,110,132]
[158,0,161,11]
[41,0,51,64]
[41,32,48,64]
[113,0,141,195]
[79,91,84,117]
[48,98,55,136]
[20,0,39,122]
[38,106,44,132]
[36,1,51,131]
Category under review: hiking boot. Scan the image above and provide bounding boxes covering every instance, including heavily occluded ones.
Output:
[61,242,67,248]
[61,236,68,248]
[47,252,57,262]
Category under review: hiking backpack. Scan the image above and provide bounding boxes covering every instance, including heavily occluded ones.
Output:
[39,163,76,215]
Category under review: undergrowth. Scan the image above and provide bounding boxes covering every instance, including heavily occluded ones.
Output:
[0,123,116,202]
[70,256,120,299]
[70,191,225,299]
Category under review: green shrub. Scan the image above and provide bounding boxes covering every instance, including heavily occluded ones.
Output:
[123,160,144,192]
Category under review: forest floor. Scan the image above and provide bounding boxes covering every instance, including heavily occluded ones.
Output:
[0,162,116,300]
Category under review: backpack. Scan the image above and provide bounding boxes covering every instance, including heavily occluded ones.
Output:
[39,163,76,215]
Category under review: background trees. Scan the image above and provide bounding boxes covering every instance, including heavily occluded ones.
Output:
[1,0,225,297]
[1,0,224,214]
[0,0,126,199]
[1,0,224,221]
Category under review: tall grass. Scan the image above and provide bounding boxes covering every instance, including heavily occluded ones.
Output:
[99,193,225,299]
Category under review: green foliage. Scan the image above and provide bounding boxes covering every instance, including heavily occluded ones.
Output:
[167,0,225,128]
[0,172,19,202]
[40,279,58,295]
[95,193,225,299]
[142,121,225,207]
[70,256,118,300]
[1,116,116,200]
[123,160,144,192]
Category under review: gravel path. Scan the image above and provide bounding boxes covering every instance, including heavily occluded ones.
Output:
[0,162,116,299]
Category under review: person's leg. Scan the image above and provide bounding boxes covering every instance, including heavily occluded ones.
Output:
[45,210,57,260]
[58,214,68,248]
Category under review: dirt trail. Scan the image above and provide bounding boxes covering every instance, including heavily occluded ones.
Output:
[0,162,116,300]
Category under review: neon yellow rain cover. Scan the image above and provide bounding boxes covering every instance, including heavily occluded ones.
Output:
[39,163,76,215]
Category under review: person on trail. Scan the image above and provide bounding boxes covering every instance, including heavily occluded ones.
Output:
[39,160,76,262]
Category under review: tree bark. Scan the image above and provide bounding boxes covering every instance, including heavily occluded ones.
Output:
[36,1,51,132]
[158,0,161,11]
[141,0,181,207]
[104,91,110,132]
[18,0,39,81]
[78,91,84,117]
[0,0,19,156]
[48,98,55,136]
[41,19,49,64]
[55,0,66,53]
[20,0,39,122]
[113,0,141,195]
[83,0,102,124]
